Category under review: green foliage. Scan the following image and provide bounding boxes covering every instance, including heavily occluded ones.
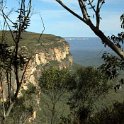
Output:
[68,67,109,109]
[6,99,33,124]
[0,82,36,123]
[0,43,12,71]
[1,84,36,124]
[39,67,72,95]
[0,31,65,53]
[39,67,73,124]
[88,102,124,124]
[99,53,122,79]
[58,67,110,124]
[21,83,37,109]
[99,13,124,80]
[120,13,124,28]
[38,66,110,124]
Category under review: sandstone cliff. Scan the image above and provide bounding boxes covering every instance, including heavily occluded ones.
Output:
[22,35,73,86]
[0,32,73,122]
[20,34,73,122]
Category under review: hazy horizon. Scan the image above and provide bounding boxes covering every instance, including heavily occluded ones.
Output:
[66,37,112,66]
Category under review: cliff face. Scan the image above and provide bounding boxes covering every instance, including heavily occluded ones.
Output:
[1,33,73,99]
[23,38,73,86]
[20,36,73,122]
[0,32,73,122]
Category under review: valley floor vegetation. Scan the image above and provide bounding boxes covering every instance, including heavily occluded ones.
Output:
[37,66,124,124]
[1,63,124,124]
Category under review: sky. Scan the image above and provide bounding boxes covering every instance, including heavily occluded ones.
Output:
[1,0,124,37]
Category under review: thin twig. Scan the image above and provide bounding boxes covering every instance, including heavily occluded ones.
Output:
[20,57,32,84]
[56,0,86,23]
[2,10,16,42]
[37,14,45,42]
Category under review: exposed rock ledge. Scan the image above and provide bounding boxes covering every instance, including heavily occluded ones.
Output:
[0,32,73,122]
[22,36,73,86]
[20,34,73,122]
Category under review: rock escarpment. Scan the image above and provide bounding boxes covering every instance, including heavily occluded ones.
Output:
[23,35,73,86]
[0,32,73,122]
[20,34,73,122]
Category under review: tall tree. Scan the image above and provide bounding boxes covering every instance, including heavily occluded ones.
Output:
[55,0,124,59]
[39,67,73,124]
[0,0,32,121]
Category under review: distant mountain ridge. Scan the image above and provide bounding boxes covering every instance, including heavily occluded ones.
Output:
[65,37,105,67]
[64,37,99,41]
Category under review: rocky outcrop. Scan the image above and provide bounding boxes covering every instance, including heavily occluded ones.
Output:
[23,37,73,86]
[20,35,73,122]
[0,33,73,122]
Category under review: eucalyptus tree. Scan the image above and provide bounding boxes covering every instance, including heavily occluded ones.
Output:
[39,67,73,124]
[59,67,110,124]
[55,0,124,59]
[0,0,32,122]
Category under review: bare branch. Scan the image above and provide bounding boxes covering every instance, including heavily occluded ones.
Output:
[0,0,33,120]
[1,10,16,42]
[87,0,96,13]
[20,57,31,83]
[13,0,32,99]
[55,0,86,23]
[13,57,32,100]
[78,0,90,21]
[37,14,45,42]
[88,21,124,58]
[55,0,124,59]
[95,0,105,28]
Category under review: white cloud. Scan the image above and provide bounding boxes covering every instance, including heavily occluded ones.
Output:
[28,1,123,37]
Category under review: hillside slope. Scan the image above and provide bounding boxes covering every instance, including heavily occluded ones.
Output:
[0,31,73,122]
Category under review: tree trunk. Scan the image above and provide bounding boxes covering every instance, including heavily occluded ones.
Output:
[51,104,55,124]
[87,20,124,59]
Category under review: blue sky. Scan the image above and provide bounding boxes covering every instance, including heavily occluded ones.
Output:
[1,0,124,37]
